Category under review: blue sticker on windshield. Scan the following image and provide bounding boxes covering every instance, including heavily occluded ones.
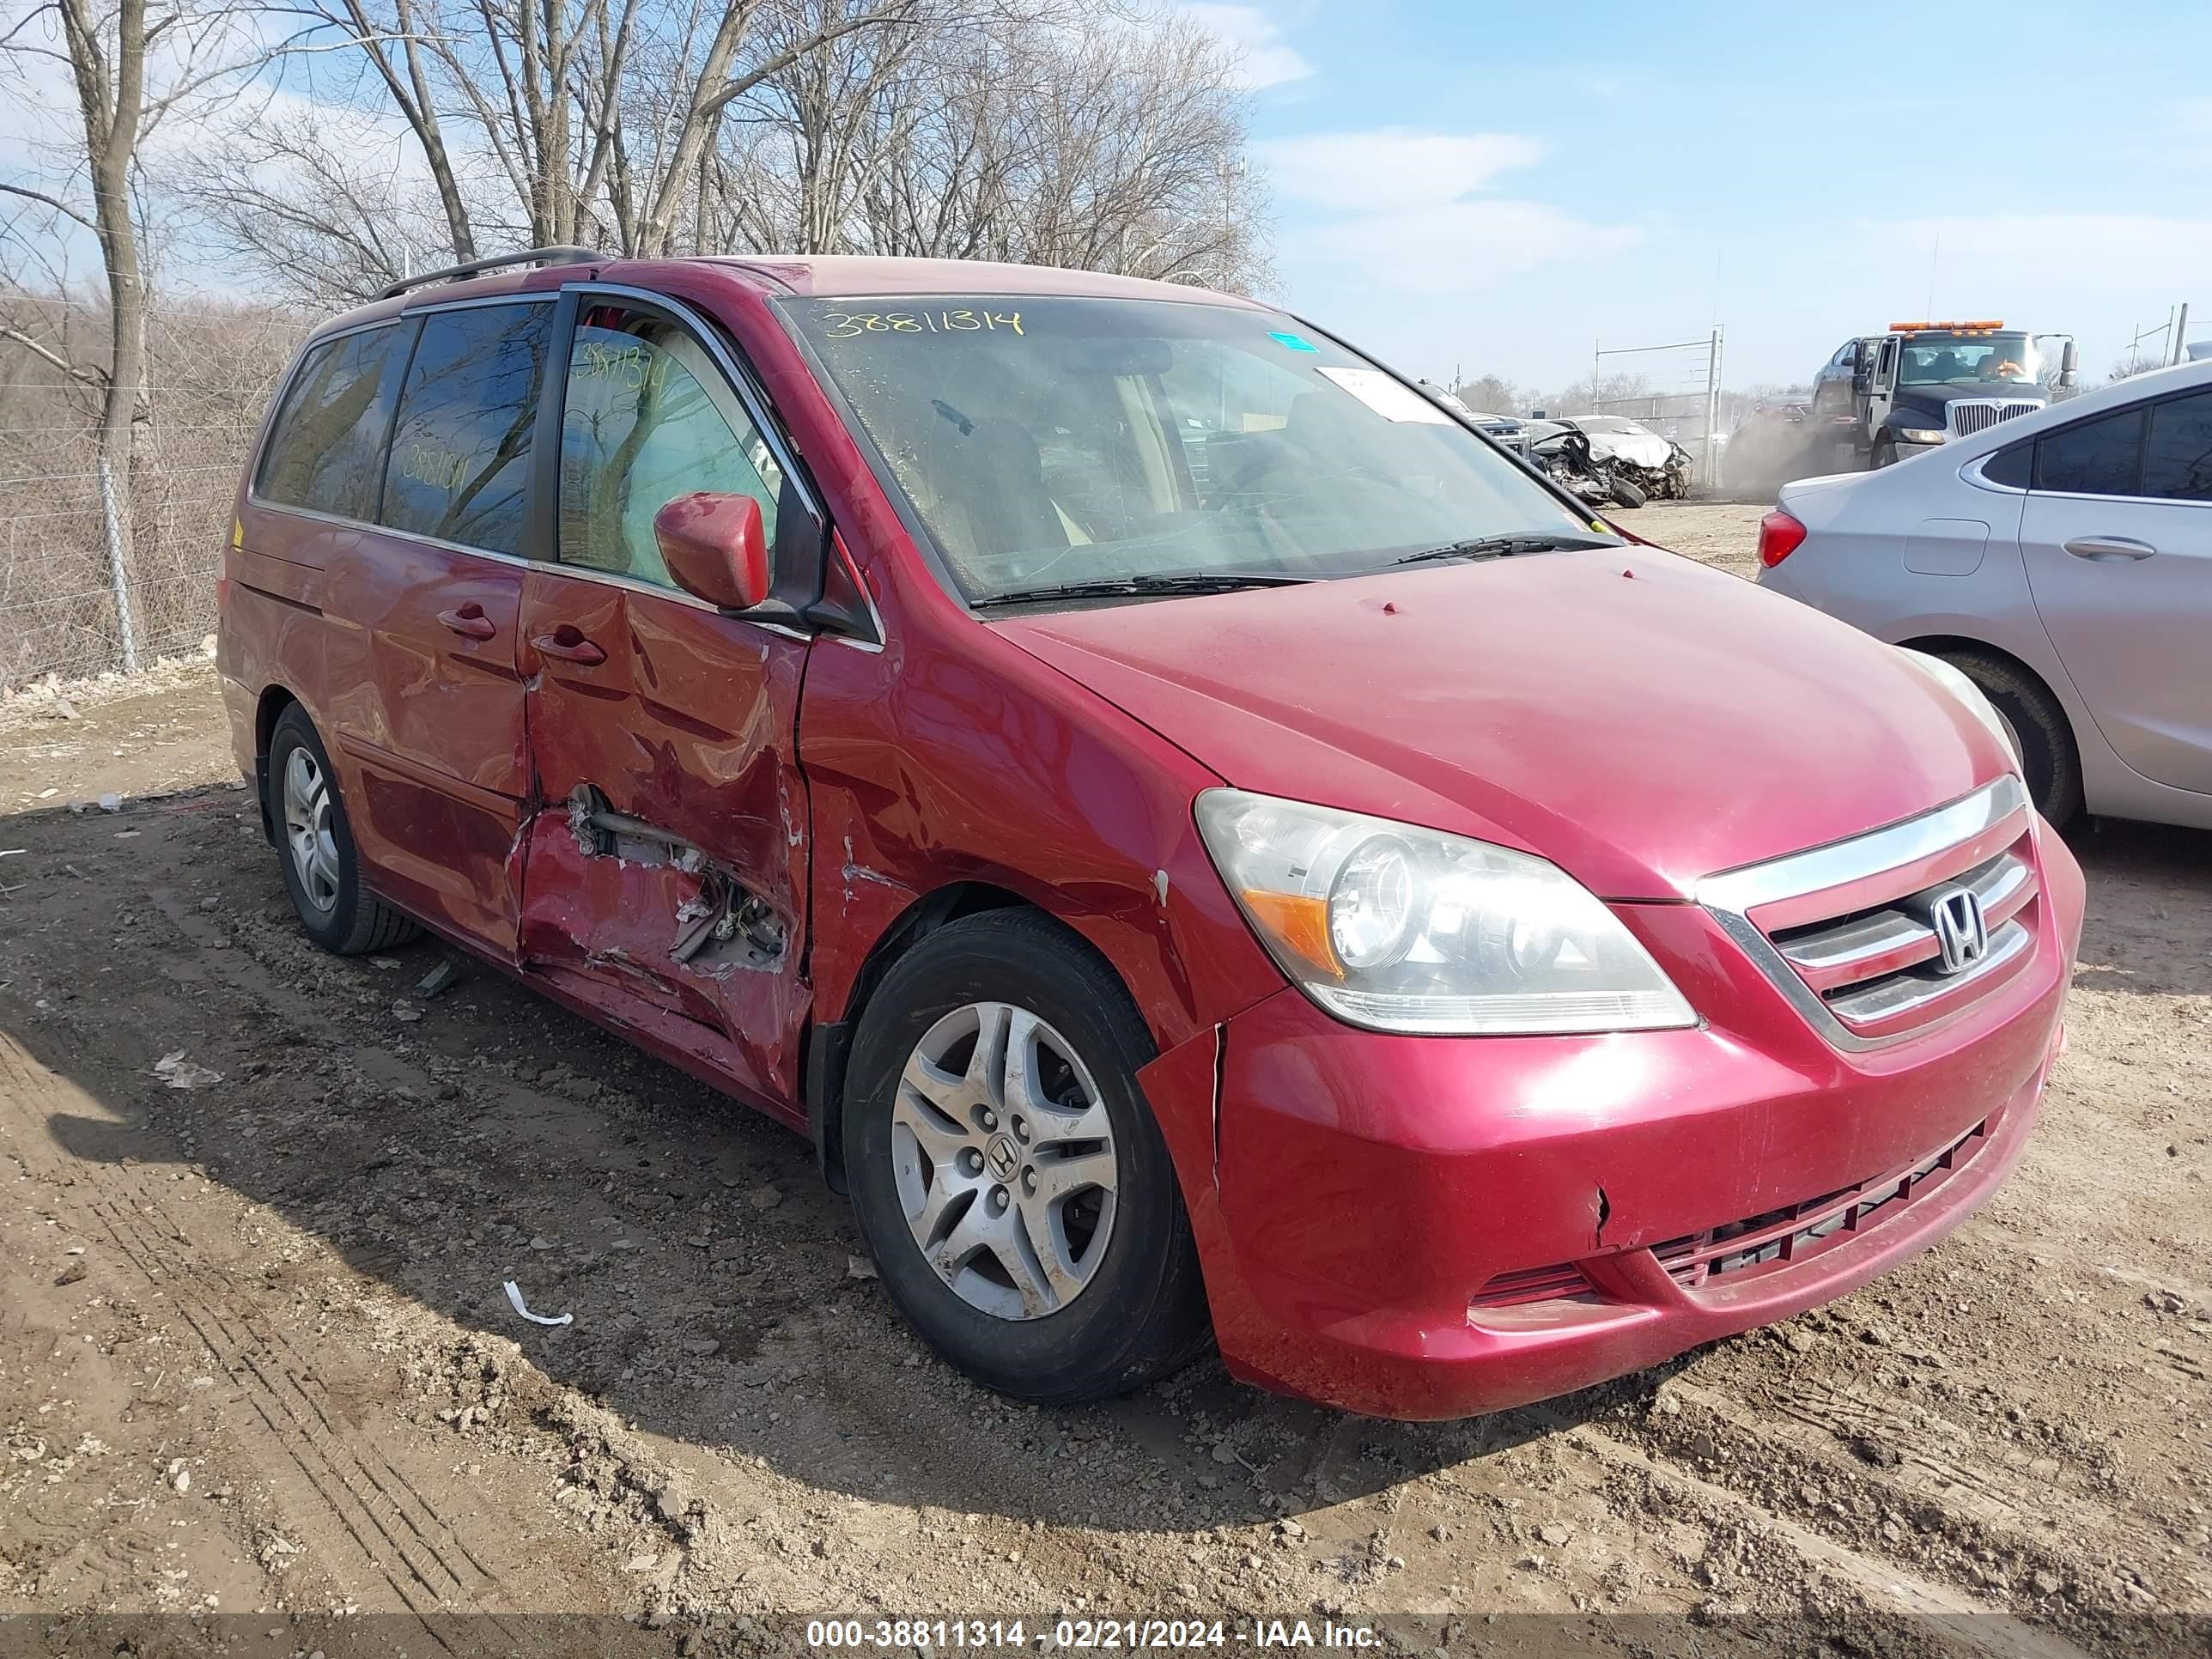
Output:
[1269,331,1317,352]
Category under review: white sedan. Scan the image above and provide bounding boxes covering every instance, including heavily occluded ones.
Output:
[1755,358,2212,830]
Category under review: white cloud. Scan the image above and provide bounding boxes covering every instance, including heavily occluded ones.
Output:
[1282,198,1638,295]
[1254,128,1545,212]
[1182,3,1314,90]
[1254,125,1632,295]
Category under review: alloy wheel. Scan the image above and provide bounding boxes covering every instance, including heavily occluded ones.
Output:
[889,1000,1119,1321]
[281,746,341,915]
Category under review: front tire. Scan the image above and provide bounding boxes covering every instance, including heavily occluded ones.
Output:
[1872,437,1899,468]
[843,910,1210,1404]
[1942,651,2083,826]
[265,703,420,955]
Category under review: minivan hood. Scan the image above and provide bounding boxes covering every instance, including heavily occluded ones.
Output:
[991,549,2009,900]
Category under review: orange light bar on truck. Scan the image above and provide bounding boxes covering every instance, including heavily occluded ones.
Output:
[1888,319,2006,333]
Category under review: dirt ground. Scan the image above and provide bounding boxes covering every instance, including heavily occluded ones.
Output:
[3,502,2208,1655]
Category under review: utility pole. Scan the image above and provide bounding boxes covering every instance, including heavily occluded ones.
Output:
[2172,303,2191,366]
[2127,313,2175,370]
[1704,325,1723,490]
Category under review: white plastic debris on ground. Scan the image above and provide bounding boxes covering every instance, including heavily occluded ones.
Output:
[503,1279,574,1327]
[152,1052,224,1090]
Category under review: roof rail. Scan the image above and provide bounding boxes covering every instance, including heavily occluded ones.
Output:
[378,245,606,301]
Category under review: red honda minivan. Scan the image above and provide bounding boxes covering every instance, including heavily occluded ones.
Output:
[218,251,2083,1419]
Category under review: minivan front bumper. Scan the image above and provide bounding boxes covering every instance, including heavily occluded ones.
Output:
[1147,828,2082,1419]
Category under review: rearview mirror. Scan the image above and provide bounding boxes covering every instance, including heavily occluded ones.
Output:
[2059,340,2080,389]
[1063,337,1174,376]
[653,491,769,611]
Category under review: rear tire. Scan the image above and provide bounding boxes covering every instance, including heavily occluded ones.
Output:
[1942,651,2083,826]
[265,703,420,955]
[843,909,1211,1405]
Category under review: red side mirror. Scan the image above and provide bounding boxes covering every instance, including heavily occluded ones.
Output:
[653,491,769,611]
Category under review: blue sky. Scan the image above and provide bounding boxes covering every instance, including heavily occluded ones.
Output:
[1202,0,2212,394]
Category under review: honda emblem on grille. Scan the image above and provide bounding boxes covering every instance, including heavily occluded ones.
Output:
[1929,886,1989,975]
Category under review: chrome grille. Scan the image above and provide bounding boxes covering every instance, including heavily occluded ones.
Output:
[1947,399,2041,438]
[1771,848,2037,1030]
[1698,777,2039,1049]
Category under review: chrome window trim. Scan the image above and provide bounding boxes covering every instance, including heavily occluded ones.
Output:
[1695,775,2030,1053]
[1960,451,2027,495]
[2021,483,2212,510]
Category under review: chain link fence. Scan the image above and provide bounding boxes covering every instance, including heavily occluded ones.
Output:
[1587,330,1726,487]
[0,295,307,689]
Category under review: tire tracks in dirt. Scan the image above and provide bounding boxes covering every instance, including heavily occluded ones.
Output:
[0,1014,553,1637]
[1548,1420,2097,1659]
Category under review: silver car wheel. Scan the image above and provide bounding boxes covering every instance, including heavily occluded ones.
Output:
[281,746,341,915]
[890,1000,1118,1321]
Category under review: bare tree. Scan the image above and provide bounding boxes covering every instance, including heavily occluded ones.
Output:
[167,104,453,303]
[728,3,1271,290]
[1452,374,1520,416]
[258,0,922,261]
[186,0,1271,301]
[1,0,276,608]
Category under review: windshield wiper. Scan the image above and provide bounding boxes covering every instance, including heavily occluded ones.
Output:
[1395,533,1615,567]
[975,572,1313,609]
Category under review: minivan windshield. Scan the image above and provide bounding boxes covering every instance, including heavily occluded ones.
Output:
[780,295,1601,605]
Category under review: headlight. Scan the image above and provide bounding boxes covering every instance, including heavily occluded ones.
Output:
[1194,789,1698,1036]
[1897,427,1946,444]
[1899,649,2020,766]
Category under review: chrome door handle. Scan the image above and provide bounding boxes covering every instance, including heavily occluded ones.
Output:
[437,604,496,640]
[532,627,607,666]
[2063,536,2156,562]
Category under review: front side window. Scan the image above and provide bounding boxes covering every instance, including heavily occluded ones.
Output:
[779,295,1594,605]
[380,301,554,556]
[557,304,783,587]
[256,324,411,520]
[2035,407,2145,496]
[2142,389,2212,501]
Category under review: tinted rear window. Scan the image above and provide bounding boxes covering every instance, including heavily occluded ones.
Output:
[2033,407,2143,496]
[256,324,411,520]
[380,302,554,556]
[2143,388,2212,501]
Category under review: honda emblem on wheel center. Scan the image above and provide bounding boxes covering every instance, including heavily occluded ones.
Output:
[1929,886,1990,975]
[984,1132,1020,1180]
